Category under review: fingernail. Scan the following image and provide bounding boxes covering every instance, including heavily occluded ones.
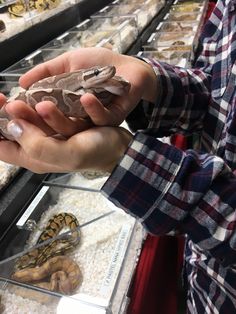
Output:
[7,121,23,138]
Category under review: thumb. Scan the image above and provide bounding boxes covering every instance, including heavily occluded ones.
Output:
[7,119,50,160]
[5,119,69,173]
[7,119,47,142]
[80,93,120,126]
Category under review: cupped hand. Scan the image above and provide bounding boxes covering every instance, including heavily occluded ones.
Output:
[19,47,157,128]
[0,117,133,174]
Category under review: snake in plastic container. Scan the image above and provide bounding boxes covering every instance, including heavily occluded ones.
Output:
[0,65,131,140]
[12,213,82,294]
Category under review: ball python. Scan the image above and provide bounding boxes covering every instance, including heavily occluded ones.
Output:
[7,0,60,18]
[15,212,80,271]
[12,255,81,295]
[0,65,130,140]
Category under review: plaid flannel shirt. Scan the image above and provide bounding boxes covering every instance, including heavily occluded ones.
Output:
[102,0,236,313]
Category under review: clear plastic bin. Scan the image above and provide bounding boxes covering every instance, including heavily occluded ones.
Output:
[144,31,194,50]
[91,4,150,33]
[0,0,33,42]
[164,11,202,22]
[42,29,122,52]
[137,49,190,67]
[1,48,68,75]
[156,20,199,33]
[111,0,165,19]
[70,17,138,53]
[170,3,203,14]
[0,172,144,313]
[26,0,73,27]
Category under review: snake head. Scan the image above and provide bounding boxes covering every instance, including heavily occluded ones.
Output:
[81,65,116,88]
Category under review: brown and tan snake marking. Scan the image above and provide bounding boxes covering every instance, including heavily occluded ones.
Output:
[15,213,80,271]
[0,65,131,140]
[12,255,81,295]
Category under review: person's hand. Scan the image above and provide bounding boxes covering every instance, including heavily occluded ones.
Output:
[0,117,133,174]
[17,47,157,130]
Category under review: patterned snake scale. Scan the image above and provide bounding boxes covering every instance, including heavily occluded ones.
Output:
[14,212,81,271]
[0,65,131,140]
[11,213,82,295]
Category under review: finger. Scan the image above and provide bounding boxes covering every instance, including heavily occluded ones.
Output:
[0,94,7,107]
[19,47,117,88]
[0,139,64,173]
[19,52,71,89]
[5,100,55,135]
[80,93,125,126]
[35,101,93,136]
[6,119,76,169]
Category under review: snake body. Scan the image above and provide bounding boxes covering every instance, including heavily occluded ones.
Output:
[0,65,130,140]
[12,213,82,295]
[8,0,61,18]
[12,255,81,295]
[15,212,80,271]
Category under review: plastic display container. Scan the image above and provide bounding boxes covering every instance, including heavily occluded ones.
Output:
[91,4,151,33]
[156,20,199,33]
[137,49,190,67]
[163,11,202,22]
[111,0,165,19]
[26,0,73,26]
[0,173,144,313]
[0,0,33,42]
[42,29,122,52]
[144,31,194,50]
[170,3,203,14]
[1,48,68,75]
[75,17,138,52]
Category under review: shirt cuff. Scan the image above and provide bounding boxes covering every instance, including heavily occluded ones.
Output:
[101,132,185,232]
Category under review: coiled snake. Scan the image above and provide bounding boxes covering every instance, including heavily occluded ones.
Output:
[14,212,80,271]
[12,255,81,295]
[7,0,61,18]
[12,213,81,295]
[0,65,130,140]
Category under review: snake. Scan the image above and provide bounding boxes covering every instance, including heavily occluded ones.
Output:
[0,65,130,140]
[7,0,60,18]
[12,255,81,295]
[14,212,80,271]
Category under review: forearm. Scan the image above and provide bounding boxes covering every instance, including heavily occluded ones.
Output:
[102,132,236,266]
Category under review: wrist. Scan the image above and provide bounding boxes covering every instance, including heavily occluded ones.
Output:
[106,127,133,173]
[134,57,158,103]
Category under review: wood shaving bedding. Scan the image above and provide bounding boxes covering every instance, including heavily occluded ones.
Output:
[0,160,20,191]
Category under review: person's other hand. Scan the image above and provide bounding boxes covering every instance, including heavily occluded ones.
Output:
[0,117,133,174]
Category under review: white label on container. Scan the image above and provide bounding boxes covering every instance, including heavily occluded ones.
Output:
[99,6,109,12]
[16,186,49,228]
[57,32,69,40]
[76,19,90,27]
[156,22,163,30]
[25,50,41,61]
[100,224,132,296]
[163,13,169,21]
[147,33,156,43]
